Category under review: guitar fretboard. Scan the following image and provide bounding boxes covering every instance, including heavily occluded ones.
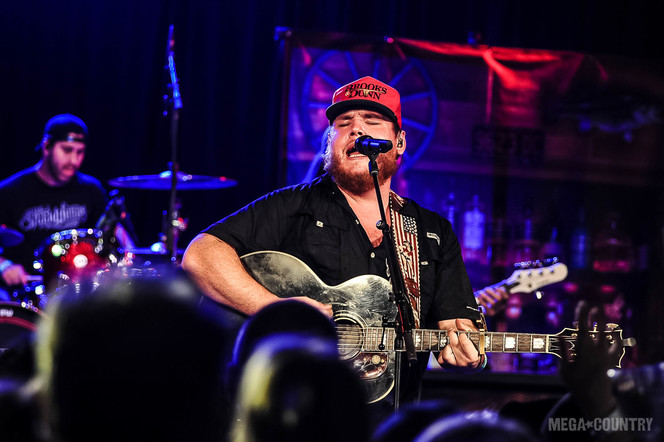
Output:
[358,327,552,354]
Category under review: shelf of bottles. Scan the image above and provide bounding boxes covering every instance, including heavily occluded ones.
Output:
[412,170,657,374]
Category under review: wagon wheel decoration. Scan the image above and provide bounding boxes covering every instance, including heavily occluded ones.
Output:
[298,48,438,181]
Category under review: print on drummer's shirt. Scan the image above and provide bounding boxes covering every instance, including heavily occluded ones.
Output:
[19,202,88,231]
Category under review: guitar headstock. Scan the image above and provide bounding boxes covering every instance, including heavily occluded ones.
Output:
[505,260,568,294]
[514,257,560,270]
[549,323,636,368]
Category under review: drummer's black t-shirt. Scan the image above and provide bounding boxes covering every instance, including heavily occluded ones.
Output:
[0,167,107,280]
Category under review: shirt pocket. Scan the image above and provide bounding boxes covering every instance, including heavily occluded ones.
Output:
[285,217,345,285]
[418,234,443,319]
[303,218,341,247]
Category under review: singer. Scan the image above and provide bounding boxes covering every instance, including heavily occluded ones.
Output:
[183,76,483,416]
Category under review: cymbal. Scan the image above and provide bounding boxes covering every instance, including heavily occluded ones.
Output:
[126,247,186,256]
[108,171,237,190]
[0,224,23,247]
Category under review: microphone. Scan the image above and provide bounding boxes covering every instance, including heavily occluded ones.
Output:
[354,135,393,156]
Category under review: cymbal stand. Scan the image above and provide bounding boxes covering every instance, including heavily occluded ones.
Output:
[159,200,188,256]
[165,24,183,263]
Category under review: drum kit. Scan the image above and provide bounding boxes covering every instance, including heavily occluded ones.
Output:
[0,24,239,350]
[0,170,237,352]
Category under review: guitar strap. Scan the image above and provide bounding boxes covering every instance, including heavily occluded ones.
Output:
[389,191,421,329]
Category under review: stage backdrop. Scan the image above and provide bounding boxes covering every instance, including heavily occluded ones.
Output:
[278,30,663,368]
[279,29,662,190]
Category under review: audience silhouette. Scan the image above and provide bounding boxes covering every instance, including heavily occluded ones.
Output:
[414,410,538,442]
[231,333,370,442]
[226,299,337,403]
[35,273,232,442]
[370,398,460,442]
[0,268,648,442]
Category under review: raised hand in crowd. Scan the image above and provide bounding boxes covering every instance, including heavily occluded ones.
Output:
[559,301,622,419]
[547,300,634,442]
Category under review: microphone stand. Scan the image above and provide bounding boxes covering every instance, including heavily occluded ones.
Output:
[165,24,183,263]
[365,150,418,411]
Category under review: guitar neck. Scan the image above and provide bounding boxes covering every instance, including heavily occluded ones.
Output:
[474,280,539,297]
[473,279,506,297]
[473,262,569,298]
[363,328,554,355]
[473,280,512,296]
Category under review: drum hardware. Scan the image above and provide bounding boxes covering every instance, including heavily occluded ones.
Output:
[107,169,234,262]
[123,243,185,270]
[35,228,123,295]
[107,168,230,263]
[96,190,139,248]
[121,199,188,265]
[0,224,24,248]
[0,302,44,354]
[105,26,239,261]
[125,245,186,256]
[164,25,182,264]
[10,278,47,311]
[107,170,235,263]
[161,198,187,262]
[95,264,165,286]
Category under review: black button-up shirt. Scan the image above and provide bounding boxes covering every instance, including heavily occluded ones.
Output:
[204,174,479,328]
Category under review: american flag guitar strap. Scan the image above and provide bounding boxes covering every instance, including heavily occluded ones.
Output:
[389,191,421,328]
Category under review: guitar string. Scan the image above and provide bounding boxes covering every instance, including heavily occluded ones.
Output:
[334,327,606,342]
[334,326,603,340]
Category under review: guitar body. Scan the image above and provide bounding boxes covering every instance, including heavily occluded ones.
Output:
[241,250,398,403]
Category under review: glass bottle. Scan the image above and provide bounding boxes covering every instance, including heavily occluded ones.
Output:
[511,204,539,264]
[462,193,486,264]
[592,212,634,273]
[541,196,564,262]
[441,191,457,231]
[569,208,591,270]
[486,217,509,268]
[541,225,564,261]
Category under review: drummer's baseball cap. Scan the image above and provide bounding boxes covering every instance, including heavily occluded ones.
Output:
[36,114,88,151]
[326,76,402,130]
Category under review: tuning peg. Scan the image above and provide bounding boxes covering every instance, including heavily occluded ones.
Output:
[592,322,598,332]
[605,323,620,331]
[572,321,579,329]
[515,260,537,270]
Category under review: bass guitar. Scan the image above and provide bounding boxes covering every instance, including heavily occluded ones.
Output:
[475,258,568,316]
[241,251,635,403]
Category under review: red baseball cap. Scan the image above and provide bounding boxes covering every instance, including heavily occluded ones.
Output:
[325,76,402,130]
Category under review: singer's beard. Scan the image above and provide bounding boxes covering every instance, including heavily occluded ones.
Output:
[323,148,400,195]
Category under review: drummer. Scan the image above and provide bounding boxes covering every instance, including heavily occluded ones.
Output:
[0,114,134,296]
